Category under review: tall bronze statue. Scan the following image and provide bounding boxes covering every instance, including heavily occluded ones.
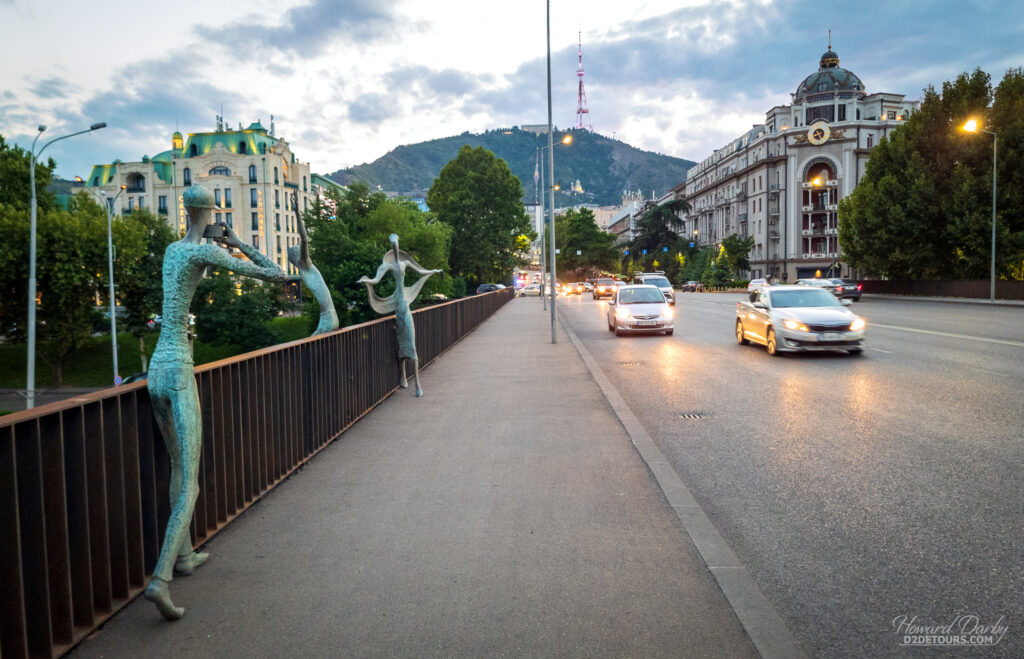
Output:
[286,191,338,335]
[145,185,289,620]
[358,234,441,396]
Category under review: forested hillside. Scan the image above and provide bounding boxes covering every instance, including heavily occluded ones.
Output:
[328,127,695,206]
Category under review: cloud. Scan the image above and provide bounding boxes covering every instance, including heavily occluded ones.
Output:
[347,92,400,124]
[27,75,78,100]
[197,0,408,59]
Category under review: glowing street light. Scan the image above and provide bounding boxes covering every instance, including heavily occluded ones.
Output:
[961,118,998,301]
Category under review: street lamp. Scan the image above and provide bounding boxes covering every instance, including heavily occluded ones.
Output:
[537,133,573,313]
[26,121,107,409]
[77,177,127,385]
[961,118,998,302]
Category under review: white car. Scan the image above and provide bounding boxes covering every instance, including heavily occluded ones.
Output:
[747,278,767,292]
[519,284,541,297]
[607,285,675,336]
[736,286,865,355]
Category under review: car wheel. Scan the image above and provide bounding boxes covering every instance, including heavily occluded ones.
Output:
[614,327,623,336]
[735,320,749,345]
[664,329,673,336]
[766,328,780,356]
[847,347,863,355]
[607,317,614,332]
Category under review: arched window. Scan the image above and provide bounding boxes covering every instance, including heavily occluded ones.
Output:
[302,176,307,191]
[238,141,247,154]
[126,173,146,193]
[274,167,279,184]
[209,166,231,176]
[248,164,257,183]
[183,168,192,186]
[189,144,198,157]
[258,143,266,154]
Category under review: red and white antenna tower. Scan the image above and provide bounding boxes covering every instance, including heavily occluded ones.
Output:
[576,31,592,131]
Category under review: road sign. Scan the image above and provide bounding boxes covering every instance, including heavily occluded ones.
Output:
[114,375,123,386]
[576,250,581,255]
[689,242,695,248]
[663,246,668,252]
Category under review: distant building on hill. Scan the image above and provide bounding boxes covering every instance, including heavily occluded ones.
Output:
[682,43,918,281]
[76,117,321,276]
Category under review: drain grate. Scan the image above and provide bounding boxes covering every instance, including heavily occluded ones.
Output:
[679,412,709,419]
[619,361,642,367]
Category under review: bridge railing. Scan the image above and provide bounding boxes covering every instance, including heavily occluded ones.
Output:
[0,288,513,658]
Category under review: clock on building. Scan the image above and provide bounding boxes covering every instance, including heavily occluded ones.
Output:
[808,121,831,145]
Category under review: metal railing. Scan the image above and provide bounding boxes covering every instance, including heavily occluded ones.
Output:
[859,279,1024,300]
[0,288,513,658]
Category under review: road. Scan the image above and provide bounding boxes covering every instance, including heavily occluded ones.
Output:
[555,291,1023,658]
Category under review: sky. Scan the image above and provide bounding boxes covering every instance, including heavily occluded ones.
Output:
[1,0,1022,180]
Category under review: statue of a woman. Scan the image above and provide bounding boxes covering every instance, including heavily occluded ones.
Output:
[358,234,441,396]
[144,185,289,620]
[286,192,337,335]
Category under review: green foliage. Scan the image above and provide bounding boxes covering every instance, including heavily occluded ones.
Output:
[112,206,176,344]
[839,67,1024,279]
[0,134,56,212]
[555,207,618,276]
[427,145,530,285]
[330,127,696,207]
[190,269,286,352]
[720,233,755,275]
[624,199,691,282]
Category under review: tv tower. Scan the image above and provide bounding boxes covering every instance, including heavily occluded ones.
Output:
[576,31,592,131]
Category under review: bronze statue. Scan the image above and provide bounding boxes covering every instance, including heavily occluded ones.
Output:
[287,191,337,335]
[144,185,289,620]
[358,234,441,396]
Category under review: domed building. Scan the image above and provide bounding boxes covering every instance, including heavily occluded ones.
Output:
[681,41,918,280]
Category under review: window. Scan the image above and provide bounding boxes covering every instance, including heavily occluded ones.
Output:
[215,212,221,224]
[158,195,167,214]
[189,144,198,156]
[93,176,99,186]
[887,111,897,120]
[250,188,258,207]
[215,189,222,207]
[183,168,191,186]
[251,212,259,230]
[274,167,279,184]
[210,166,231,176]
[238,142,247,155]
[249,164,257,183]
[867,135,874,148]
[806,105,834,123]
[302,176,307,192]
[837,104,846,121]
[225,212,233,227]
[128,198,134,211]
[224,189,232,208]
[304,197,308,211]
[139,195,144,208]
[275,213,280,230]
[252,235,259,249]
[259,143,266,154]
[274,190,279,208]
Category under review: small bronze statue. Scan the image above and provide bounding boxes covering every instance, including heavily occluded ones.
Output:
[358,234,441,396]
[286,192,338,335]
[145,186,289,620]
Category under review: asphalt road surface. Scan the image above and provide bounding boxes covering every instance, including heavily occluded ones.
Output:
[556,291,1023,658]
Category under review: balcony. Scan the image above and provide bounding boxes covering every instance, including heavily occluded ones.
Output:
[801,229,811,236]
[738,213,748,222]
[802,205,813,213]
[826,204,838,211]
[825,180,839,188]
[768,231,780,239]
[768,207,780,215]
[768,184,780,191]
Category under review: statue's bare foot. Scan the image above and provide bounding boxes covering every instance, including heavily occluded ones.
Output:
[145,578,184,620]
[415,388,423,397]
[174,551,209,576]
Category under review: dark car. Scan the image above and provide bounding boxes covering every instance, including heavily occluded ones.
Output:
[682,280,703,292]
[592,278,617,299]
[475,283,505,294]
[830,279,862,301]
[794,278,843,297]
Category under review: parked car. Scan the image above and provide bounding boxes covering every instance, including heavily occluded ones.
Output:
[631,271,676,305]
[682,281,703,292]
[747,278,767,292]
[592,278,617,300]
[830,278,862,301]
[735,285,865,356]
[581,281,594,292]
[476,283,505,294]
[519,284,541,297]
[794,278,844,297]
[607,285,675,336]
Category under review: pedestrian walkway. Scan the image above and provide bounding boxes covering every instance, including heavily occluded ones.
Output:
[71,298,757,658]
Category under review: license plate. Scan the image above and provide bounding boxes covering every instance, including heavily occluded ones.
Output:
[819,332,842,341]
[637,320,659,327]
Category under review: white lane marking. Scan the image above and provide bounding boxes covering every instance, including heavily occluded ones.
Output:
[869,323,1024,347]
[871,348,893,354]
[973,368,1012,377]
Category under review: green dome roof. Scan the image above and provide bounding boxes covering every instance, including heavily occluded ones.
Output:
[795,49,864,100]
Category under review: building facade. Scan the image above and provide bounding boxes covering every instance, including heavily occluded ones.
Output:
[78,119,315,276]
[682,46,918,280]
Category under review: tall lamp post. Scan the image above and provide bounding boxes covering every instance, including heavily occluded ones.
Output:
[538,134,573,313]
[77,178,127,385]
[545,0,557,343]
[962,119,998,302]
[26,122,107,409]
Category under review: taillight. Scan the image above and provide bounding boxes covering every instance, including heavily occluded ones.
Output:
[857,283,863,291]
[837,286,844,292]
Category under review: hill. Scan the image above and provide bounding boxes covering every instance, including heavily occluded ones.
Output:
[327,127,696,207]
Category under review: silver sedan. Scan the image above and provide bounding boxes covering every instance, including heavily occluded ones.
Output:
[607,285,675,336]
[736,286,866,355]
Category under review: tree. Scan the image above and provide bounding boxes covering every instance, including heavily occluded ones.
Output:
[626,199,690,280]
[720,233,755,276]
[190,268,286,352]
[427,145,531,285]
[839,67,1024,280]
[555,207,618,276]
[0,134,56,212]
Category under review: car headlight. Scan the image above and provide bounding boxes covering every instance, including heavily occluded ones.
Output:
[615,307,631,320]
[850,317,866,331]
[662,306,674,320]
[782,319,809,332]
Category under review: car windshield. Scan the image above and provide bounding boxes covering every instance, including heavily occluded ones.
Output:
[596,279,615,286]
[645,276,671,287]
[770,288,842,308]
[618,288,665,304]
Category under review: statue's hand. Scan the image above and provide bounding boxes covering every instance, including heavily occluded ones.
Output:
[216,224,243,250]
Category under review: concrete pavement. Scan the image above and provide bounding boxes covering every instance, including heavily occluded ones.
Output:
[71,296,761,658]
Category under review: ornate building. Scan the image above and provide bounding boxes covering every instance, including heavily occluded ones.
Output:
[682,44,918,280]
[78,118,314,275]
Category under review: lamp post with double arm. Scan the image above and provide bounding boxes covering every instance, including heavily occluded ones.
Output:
[26,121,106,409]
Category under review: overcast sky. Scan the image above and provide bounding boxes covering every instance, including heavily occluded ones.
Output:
[1,0,1021,179]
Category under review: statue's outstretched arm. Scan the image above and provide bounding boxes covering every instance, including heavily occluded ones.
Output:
[358,262,389,286]
[206,226,289,282]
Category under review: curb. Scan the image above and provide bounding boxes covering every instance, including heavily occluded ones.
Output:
[559,314,807,659]
[861,294,1024,307]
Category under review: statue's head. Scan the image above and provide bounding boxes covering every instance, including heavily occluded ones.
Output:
[389,233,400,247]
[183,185,216,210]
